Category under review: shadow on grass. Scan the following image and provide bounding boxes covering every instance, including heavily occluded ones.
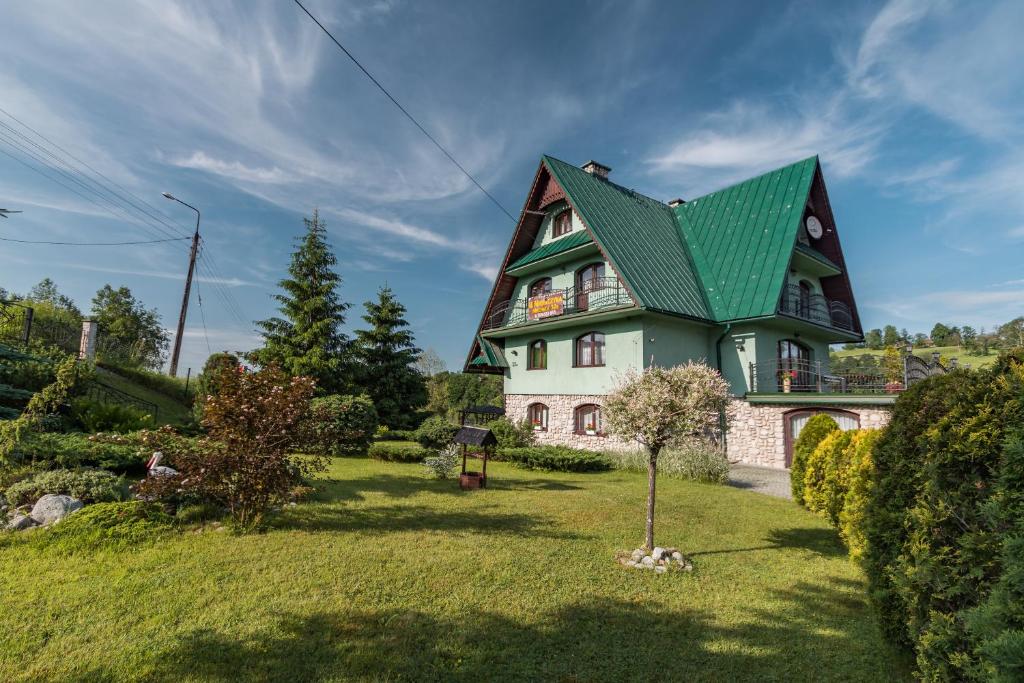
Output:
[138,582,908,681]
[690,527,847,559]
[312,472,583,503]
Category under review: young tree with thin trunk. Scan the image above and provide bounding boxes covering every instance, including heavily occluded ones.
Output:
[604,363,730,551]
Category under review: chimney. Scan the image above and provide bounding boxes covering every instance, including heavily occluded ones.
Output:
[581,160,611,179]
[667,198,686,208]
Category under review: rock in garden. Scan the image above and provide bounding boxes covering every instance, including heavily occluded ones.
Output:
[654,565,667,573]
[641,556,655,568]
[671,551,683,561]
[30,494,83,526]
[652,547,666,561]
[631,548,645,562]
[5,514,37,531]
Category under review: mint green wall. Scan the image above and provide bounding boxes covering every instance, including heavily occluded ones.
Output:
[718,320,833,394]
[508,253,613,304]
[641,315,713,369]
[533,200,583,248]
[787,267,822,294]
[503,316,643,395]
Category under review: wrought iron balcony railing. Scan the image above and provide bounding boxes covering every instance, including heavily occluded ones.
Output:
[482,277,631,330]
[779,284,853,331]
[749,357,896,394]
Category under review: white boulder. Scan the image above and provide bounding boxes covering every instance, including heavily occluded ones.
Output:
[30,494,83,526]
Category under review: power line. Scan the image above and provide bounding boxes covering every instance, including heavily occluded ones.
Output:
[194,278,213,356]
[0,234,189,246]
[292,0,516,222]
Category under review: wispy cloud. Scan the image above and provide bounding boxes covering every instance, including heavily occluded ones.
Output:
[169,151,294,184]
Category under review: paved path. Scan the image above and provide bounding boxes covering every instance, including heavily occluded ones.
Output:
[728,464,792,499]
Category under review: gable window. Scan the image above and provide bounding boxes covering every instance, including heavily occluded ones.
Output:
[575,262,605,310]
[574,404,603,436]
[527,339,547,370]
[778,339,810,391]
[528,402,549,431]
[575,331,605,367]
[553,209,572,237]
[529,277,552,298]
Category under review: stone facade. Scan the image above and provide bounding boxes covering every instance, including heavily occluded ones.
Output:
[504,393,639,451]
[725,399,891,469]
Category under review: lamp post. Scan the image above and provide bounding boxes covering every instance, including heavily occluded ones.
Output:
[162,192,200,377]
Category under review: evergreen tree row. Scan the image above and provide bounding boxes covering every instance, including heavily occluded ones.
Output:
[249,209,426,428]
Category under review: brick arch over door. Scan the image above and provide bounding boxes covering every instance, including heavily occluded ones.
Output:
[782,408,860,467]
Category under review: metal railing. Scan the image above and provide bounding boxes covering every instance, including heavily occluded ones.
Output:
[749,357,895,394]
[779,285,853,331]
[83,380,159,418]
[483,277,631,330]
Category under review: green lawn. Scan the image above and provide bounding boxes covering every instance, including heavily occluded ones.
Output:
[0,459,909,681]
[831,344,998,369]
[94,367,192,425]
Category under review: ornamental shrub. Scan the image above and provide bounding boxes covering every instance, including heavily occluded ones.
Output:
[414,415,459,450]
[44,501,173,552]
[4,467,125,506]
[69,398,155,434]
[12,431,147,473]
[803,429,856,526]
[790,414,839,505]
[300,394,379,456]
[484,417,535,449]
[839,429,883,562]
[608,438,729,484]
[499,445,611,472]
[422,444,459,479]
[374,426,415,441]
[368,441,428,463]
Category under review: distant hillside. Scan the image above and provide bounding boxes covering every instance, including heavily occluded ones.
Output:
[830,345,998,370]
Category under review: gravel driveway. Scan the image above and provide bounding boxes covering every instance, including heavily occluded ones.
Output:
[728,464,792,499]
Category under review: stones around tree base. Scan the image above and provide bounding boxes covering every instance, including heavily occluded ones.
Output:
[617,547,694,573]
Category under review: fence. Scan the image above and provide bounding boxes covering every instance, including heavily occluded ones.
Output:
[749,348,955,394]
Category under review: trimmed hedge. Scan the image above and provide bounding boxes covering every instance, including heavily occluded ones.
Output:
[368,441,429,463]
[414,416,459,450]
[483,418,535,449]
[374,428,415,442]
[790,413,839,504]
[838,429,882,562]
[499,446,611,473]
[4,467,125,506]
[803,429,855,526]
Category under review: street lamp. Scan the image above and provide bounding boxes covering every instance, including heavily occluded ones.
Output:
[162,192,201,378]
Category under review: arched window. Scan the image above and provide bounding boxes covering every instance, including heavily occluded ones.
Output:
[575,332,605,367]
[574,404,603,436]
[575,262,605,310]
[528,402,549,431]
[553,209,573,237]
[529,277,552,298]
[527,339,547,370]
[778,339,810,391]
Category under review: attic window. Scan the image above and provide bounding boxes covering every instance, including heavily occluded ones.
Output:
[553,210,572,237]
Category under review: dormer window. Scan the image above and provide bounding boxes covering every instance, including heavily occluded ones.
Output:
[552,210,572,237]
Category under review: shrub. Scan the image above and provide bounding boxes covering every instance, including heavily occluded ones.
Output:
[839,429,883,562]
[12,431,146,473]
[137,365,322,532]
[500,446,611,472]
[44,501,173,552]
[422,444,459,479]
[4,467,125,506]
[803,429,856,526]
[191,352,239,422]
[374,427,415,441]
[300,394,379,456]
[484,417,535,449]
[790,414,839,505]
[414,415,459,450]
[69,398,154,433]
[368,441,428,463]
[607,438,729,484]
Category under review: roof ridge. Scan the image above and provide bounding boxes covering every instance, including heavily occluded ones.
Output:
[682,155,819,206]
[542,155,665,207]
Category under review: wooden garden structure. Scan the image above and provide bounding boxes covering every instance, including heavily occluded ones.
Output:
[458,404,504,426]
[454,425,497,490]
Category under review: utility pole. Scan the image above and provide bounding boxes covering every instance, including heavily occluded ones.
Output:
[162,192,200,377]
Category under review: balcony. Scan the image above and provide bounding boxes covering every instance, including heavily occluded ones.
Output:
[779,284,853,331]
[749,357,898,395]
[482,277,631,331]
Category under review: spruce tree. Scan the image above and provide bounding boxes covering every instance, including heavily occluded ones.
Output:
[251,209,351,394]
[352,286,426,428]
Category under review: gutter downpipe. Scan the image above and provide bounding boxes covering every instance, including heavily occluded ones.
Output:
[714,323,732,453]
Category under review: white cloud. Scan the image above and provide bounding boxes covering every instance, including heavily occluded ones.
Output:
[169,151,293,184]
[332,207,455,249]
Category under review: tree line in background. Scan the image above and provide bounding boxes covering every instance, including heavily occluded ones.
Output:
[848,317,1024,355]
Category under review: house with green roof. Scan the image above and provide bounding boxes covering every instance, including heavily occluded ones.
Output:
[465,156,893,469]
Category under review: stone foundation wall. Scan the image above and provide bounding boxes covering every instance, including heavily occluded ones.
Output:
[504,393,639,451]
[725,399,891,469]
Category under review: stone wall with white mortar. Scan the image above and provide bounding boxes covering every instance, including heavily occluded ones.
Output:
[504,393,640,451]
[725,399,891,469]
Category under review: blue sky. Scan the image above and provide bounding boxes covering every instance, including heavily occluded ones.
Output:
[0,0,1021,373]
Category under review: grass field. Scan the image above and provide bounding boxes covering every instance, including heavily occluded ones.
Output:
[0,458,909,681]
[94,367,192,425]
[831,344,999,369]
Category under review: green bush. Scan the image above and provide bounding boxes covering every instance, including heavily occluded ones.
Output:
[484,417,536,449]
[606,439,729,483]
[12,431,146,472]
[791,414,839,504]
[374,427,415,441]
[44,501,173,552]
[368,440,429,463]
[192,352,239,422]
[4,467,125,506]
[414,415,459,450]
[499,446,611,472]
[300,394,379,456]
[839,429,883,562]
[69,397,155,433]
[803,429,856,526]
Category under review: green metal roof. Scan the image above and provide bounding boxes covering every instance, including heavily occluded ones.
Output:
[543,156,711,320]
[506,230,592,271]
[471,336,507,368]
[675,156,818,321]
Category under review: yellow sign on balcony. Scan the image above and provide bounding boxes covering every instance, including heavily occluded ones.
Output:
[527,292,564,320]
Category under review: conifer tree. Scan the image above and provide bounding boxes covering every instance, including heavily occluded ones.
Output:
[251,209,351,393]
[352,286,426,428]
